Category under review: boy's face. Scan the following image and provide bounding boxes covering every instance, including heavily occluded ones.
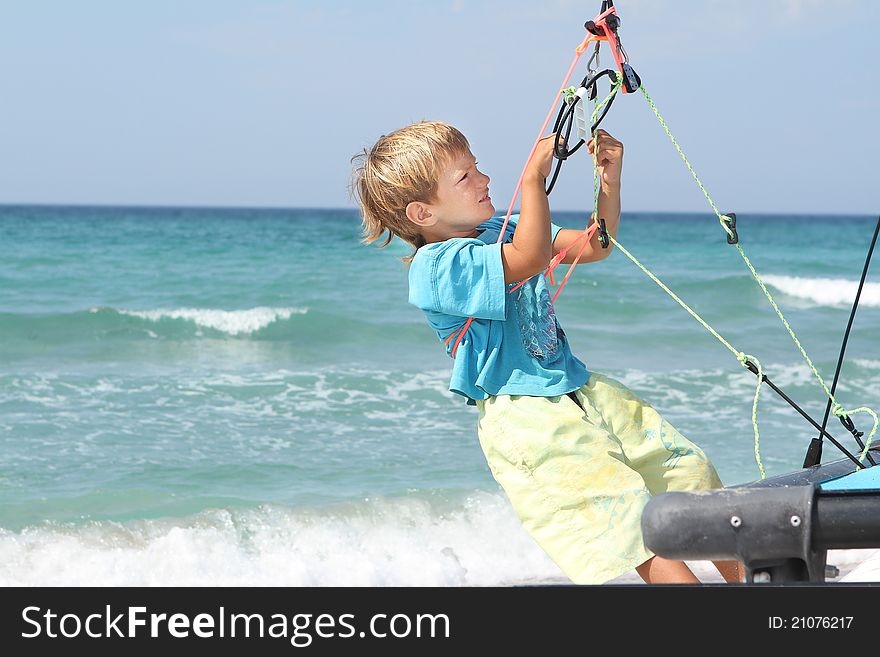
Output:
[407,149,494,241]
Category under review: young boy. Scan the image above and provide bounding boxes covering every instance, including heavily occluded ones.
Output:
[352,121,740,584]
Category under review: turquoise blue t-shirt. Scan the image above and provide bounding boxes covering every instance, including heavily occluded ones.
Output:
[408,214,590,405]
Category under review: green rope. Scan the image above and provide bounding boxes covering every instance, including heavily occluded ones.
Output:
[562,85,578,101]
[638,86,733,239]
[606,235,767,476]
[583,77,772,474]
[590,78,624,226]
[577,80,878,474]
[833,405,878,463]
[740,354,767,479]
[626,83,879,467]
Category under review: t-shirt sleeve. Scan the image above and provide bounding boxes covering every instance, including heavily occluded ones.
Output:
[408,239,507,320]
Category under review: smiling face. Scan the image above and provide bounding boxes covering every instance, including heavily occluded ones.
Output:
[405,149,495,243]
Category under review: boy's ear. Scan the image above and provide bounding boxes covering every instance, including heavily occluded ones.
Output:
[405,201,437,228]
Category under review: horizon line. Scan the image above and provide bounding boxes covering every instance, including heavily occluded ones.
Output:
[0,202,875,219]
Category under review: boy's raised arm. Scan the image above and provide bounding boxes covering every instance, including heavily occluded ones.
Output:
[501,135,556,284]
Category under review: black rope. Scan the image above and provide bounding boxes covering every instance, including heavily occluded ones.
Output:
[545,69,619,195]
[742,360,867,470]
[803,216,880,467]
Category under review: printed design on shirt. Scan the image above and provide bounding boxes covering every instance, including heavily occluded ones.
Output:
[659,422,695,469]
[512,278,560,361]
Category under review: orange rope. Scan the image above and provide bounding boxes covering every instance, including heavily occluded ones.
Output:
[448,38,598,358]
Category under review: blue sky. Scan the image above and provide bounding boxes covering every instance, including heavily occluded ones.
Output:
[0,0,877,213]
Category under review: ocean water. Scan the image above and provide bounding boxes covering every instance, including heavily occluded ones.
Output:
[1,205,878,585]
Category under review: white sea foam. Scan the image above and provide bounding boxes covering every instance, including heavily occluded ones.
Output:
[1,492,873,586]
[112,306,308,335]
[762,274,880,308]
[839,549,880,582]
[0,492,567,586]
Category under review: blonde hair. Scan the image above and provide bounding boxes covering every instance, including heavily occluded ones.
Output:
[350,121,470,263]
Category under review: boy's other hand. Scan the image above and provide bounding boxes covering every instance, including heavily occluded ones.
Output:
[525,133,558,182]
[587,129,624,189]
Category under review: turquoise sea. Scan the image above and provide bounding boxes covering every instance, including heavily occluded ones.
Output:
[1,205,878,584]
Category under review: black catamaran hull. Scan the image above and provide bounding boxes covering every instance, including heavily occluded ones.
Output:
[641,446,880,583]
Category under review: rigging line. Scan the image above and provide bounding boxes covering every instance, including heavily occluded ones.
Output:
[607,235,767,474]
[637,82,879,463]
[608,233,867,473]
[745,359,868,469]
[814,216,880,467]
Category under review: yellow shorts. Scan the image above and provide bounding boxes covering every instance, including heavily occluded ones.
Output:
[475,371,723,584]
